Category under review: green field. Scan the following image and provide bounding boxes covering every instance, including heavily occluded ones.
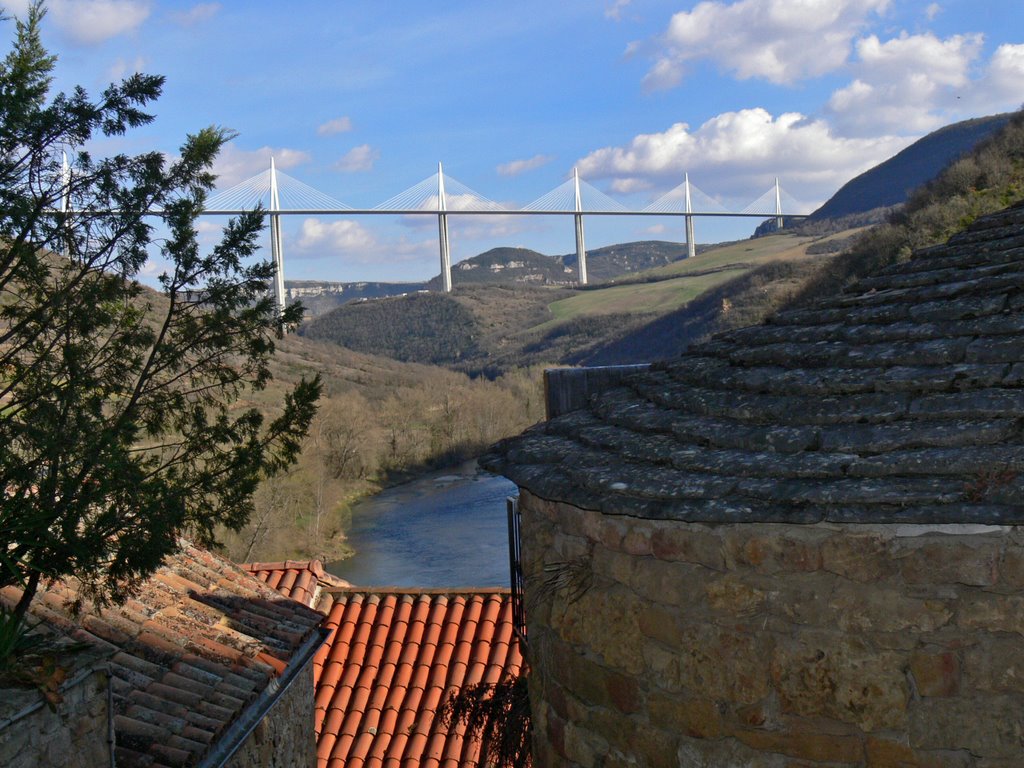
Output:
[545,266,750,323]
[540,231,834,328]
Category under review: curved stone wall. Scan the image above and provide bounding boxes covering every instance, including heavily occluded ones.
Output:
[520,490,1024,767]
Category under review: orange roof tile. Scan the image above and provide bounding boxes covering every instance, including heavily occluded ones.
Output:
[240,558,350,609]
[311,589,525,768]
[247,562,527,768]
[1,541,327,768]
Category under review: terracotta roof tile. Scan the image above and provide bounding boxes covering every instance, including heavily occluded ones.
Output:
[309,589,525,768]
[241,559,350,609]
[243,561,527,768]
[1,540,325,768]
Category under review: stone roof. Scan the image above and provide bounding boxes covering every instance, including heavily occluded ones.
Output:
[1,541,327,768]
[484,202,1024,525]
[245,565,526,768]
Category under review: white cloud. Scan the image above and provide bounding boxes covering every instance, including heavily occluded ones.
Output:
[47,0,151,45]
[857,32,978,87]
[980,43,1024,109]
[576,108,912,209]
[610,177,654,194]
[0,1,32,17]
[497,154,554,177]
[106,55,146,81]
[317,117,354,136]
[294,218,436,264]
[639,0,890,89]
[452,214,533,242]
[826,32,986,136]
[394,193,531,242]
[605,0,632,21]
[170,3,220,26]
[925,2,941,21]
[334,144,379,173]
[297,218,376,252]
[212,143,311,188]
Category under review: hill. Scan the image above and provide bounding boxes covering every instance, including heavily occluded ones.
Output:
[559,240,693,282]
[299,230,851,372]
[425,241,697,289]
[284,280,427,318]
[808,112,1014,221]
[290,241,696,315]
[789,108,1024,305]
[301,290,482,365]
[426,247,572,289]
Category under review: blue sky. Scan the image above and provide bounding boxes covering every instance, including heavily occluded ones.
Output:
[8,0,1024,282]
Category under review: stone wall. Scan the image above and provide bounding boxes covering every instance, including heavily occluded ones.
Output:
[0,663,111,768]
[227,660,316,768]
[520,490,1024,767]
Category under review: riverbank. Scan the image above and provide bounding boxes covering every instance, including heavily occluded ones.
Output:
[327,460,517,587]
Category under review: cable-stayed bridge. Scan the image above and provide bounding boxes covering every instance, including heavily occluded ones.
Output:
[203,160,808,313]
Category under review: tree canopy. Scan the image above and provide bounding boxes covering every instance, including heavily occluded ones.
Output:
[0,3,320,618]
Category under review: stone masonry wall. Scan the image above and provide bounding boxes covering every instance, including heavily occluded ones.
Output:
[227,661,317,768]
[520,490,1024,767]
[0,665,111,768]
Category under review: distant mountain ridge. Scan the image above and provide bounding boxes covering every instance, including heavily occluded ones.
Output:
[808,113,1014,221]
[559,240,691,282]
[290,240,693,317]
[426,247,572,290]
[284,280,427,317]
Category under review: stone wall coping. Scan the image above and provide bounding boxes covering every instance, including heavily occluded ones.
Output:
[0,646,112,731]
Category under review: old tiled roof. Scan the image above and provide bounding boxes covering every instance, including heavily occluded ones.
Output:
[313,589,524,768]
[247,564,526,768]
[1,541,327,768]
[241,559,349,609]
[484,202,1024,524]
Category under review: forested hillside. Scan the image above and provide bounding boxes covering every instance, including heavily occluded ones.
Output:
[221,333,545,563]
[427,248,572,289]
[302,291,481,364]
[298,231,843,373]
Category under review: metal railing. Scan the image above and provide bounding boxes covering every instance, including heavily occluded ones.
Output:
[506,495,527,641]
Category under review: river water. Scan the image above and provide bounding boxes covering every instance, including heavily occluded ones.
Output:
[326,461,518,588]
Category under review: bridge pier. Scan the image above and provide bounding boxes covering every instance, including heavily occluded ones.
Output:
[573,168,588,285]
[684,173,696,260]
[269,157,286,316]
[438,162,452,292]
[775,177,784,230]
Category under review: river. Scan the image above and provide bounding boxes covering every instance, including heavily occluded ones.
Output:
[326,461,518,588]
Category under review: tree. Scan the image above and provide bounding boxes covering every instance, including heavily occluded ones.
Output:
[0,3,321,620]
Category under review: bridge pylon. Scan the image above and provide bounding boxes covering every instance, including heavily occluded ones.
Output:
[438,162,452,293]
[269,157,286,316]
[684,173,695,260]
[573,167,587,285]
[775,177,784,230]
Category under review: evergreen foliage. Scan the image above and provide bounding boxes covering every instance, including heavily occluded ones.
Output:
[0,4,320,619]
